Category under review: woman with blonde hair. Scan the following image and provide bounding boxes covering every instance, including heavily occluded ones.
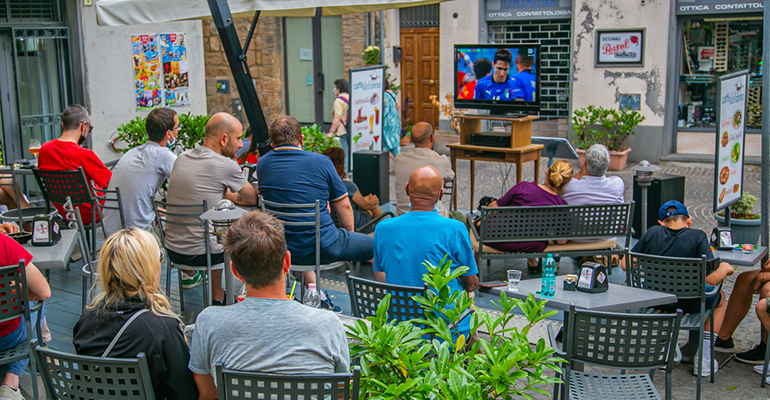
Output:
[73,228,198,400]
[486,160,574,272]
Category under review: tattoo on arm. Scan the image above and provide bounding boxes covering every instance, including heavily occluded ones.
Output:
[236,193,243,202]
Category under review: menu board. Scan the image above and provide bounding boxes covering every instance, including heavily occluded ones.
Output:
[349,66,384,153]
[713,70,748,212]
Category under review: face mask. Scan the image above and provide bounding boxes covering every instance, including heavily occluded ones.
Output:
[78,134,87,146]
[167,136,175,148]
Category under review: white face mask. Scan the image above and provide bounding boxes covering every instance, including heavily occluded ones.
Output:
[167,136,175,148]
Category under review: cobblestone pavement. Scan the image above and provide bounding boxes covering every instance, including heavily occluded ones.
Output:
[383,152,768,399]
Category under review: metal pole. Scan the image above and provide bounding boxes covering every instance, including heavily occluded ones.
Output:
[641,186,648,234]
[379,11,384,64]
[762,3,769,262]
[207,0,271,155]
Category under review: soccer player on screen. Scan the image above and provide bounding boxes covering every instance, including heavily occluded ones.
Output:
[474,49,517,101]
[511,53,536,102]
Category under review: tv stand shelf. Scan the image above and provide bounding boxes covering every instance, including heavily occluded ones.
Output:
[456,113,538,148]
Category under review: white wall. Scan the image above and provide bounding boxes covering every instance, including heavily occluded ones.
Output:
[80,2,207,162]
[571,0,671,126]
[382,9,402,103]
[439,0,480,126]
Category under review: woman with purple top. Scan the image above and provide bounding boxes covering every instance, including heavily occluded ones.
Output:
[486,160,573,272]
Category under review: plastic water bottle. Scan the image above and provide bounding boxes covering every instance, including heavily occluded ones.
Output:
[542,254,556,298]
[303,283,321,308]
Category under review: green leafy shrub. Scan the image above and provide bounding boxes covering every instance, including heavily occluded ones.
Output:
[301,124,338,154]
[571,105,645,151]
[730,193,759,219]
[348,256,563,399]
[116,117,148,151]
[116,112,211,153]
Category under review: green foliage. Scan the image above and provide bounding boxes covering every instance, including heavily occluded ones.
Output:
[731,193,759,219]
[347,256,563,399]
[116,112,212,153]
[301,124,339,154]
[571,105,645,151]
[361,45,401,95]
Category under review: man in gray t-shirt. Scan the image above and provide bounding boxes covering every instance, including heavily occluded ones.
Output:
[190,211,349,397]
[164,113,257,304]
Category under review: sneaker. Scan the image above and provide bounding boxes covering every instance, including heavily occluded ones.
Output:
[753,364,770,384]
[319,291,342,313]
[693,356,718,377]
[736,342,767,365]
[715,336,736,353]
[181,271,204,289]
[0,385,22,400]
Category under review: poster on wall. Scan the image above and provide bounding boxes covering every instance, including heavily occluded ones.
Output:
[349,66,385,153]
[713,70,748,213]
[160,33,189,107]
[595,29,645,67]
[132,34,162,110]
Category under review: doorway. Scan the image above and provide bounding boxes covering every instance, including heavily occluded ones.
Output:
[400,28,440,129]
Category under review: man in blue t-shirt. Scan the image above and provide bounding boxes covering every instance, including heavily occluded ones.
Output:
[257,115,373,312]
[511,53,536,102]
[474,48,518,101]
[373,166,479,338]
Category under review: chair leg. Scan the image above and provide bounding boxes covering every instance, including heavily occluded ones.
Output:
[710,317,715,384]
[81,275,88,311]
[165,260,172,298]
[177,267,185,312]
[762,327,770,387]
[696,328,703,399]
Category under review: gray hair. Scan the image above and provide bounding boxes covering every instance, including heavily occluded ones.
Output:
[585,144,610,177]
[62,104,89,131]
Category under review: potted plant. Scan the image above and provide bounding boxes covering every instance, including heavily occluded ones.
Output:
[300,124,338,154]
[114,112,211,153]
[571,105,645,171]
[715,193,761,245]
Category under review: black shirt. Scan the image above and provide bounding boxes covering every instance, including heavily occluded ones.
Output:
[631,225,715,262]
[73,297,198,400]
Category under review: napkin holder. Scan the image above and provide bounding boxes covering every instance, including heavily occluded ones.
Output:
[31,212,61,246]
[577,262,608,293]
[710,227,733,250]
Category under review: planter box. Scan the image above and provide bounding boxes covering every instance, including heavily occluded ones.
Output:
[714,214,761,245]
[576,147,632,171]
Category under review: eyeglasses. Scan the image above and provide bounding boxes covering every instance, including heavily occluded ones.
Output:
[82,121,94,135]
[172,125,182,131]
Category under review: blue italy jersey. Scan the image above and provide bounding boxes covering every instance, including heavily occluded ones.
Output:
[473,75,518,101]
[511,70,536,102]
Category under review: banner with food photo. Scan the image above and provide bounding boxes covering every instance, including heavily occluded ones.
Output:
[132,34,162,110]
[160,33,189,107]
[713,70,748,212]
[349,66,384,153]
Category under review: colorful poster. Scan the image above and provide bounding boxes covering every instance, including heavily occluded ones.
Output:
[160,33,189,107]
[132,34,162,110]
[349,66,384,152]
[713,70,748,212]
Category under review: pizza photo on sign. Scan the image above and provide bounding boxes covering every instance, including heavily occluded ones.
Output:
[732,142,740,164]
[733,110,742,128]
[721,131,729,147]
[719,166,730,185]
[734,183,740,193]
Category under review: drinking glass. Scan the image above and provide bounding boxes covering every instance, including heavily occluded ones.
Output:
[28,139,41,159]
[507,269,522,291]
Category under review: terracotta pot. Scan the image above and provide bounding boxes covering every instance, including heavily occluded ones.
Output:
[576,147,631,171]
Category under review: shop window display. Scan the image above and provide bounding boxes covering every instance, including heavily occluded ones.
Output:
[679,18,763,131]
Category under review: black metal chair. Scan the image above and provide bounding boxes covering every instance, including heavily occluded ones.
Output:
[215,362,360,400]
[626,252,719,399]
[346,271,427,323]
[0,262,44,400]
[32,339,155,400]
[91,180,126,237]
[548,305,682,400]
[61,197,99,310]
[153,199,220,309]
[0,165,48,227]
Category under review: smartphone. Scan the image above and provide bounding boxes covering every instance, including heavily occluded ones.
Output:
[479,280,507,288]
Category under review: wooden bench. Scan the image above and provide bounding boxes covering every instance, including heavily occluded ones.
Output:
[468,202,634,281]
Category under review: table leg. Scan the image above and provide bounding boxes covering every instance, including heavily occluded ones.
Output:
[470,160,475,211]
[451,150,458,211]
[534,153,541,183]
[516,160,523,183]
[224,253,234,305]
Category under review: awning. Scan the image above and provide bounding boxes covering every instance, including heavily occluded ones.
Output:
[96,0,446,26]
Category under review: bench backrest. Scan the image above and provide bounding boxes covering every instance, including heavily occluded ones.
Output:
[478,202,634,243]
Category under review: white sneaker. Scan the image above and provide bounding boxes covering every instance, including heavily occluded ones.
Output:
[752,364,770,384]
[0,385,23,400]
[693,356,718,377]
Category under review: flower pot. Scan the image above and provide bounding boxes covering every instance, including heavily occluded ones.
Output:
[714,214,762,245]
[575,147,632,171]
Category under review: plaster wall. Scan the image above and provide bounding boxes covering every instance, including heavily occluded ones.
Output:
[80,2,207,162]
[382,9,402,105]
[439,0,481,129]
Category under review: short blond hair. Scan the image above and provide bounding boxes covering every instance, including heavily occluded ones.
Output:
[547,160,574,192]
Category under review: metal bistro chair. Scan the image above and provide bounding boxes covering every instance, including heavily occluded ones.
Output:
[260,196,349,299]
[0,165,48,227]
[215,362,360,400]
[548,305,682,400]
[154,199,221,309]
[626,252,720,399]
[32,339,155,400]
[346,271,427,322]
[63,198,98,310]
[90,180,127,236]
[0,261,44,400]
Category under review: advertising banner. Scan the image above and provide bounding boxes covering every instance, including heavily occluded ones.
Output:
[349,66,384,153]
[132,34,162,110]
[713,70,748,212]
[160,33,189,107]
[485,0,572,21]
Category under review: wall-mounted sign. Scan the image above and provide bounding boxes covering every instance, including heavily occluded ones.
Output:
[349,65,384,153]
[485,0,572,21]
[713,70,748,213]
[676,0,764,15]
[595,29,645,67]
[132,33,190,110]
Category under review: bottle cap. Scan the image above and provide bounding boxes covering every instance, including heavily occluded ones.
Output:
[547,254,553,258]
[308,283,316,289]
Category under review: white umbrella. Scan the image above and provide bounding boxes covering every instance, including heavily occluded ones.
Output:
[96,0,446,26]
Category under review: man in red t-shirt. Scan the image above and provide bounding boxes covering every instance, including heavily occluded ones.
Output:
[38,104,112,225]
[0,234,50,400]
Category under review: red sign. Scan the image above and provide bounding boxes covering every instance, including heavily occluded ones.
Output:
[700,48,715,59]
[140,35,150,44]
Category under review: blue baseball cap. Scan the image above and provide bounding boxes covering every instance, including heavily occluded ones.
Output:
[659,200,689,221]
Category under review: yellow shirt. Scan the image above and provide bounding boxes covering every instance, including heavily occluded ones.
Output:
[331,93,349,136]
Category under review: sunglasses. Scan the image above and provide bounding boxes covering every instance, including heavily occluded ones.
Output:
[82,121,94,135]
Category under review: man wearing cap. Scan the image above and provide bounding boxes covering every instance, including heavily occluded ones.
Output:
[623,200,734,377]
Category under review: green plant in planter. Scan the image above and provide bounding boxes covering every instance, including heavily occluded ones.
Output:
[348,256,563,399]
[116,117,148,152]
[728,193,759,220]
[116,112,212,153]
[301,124,338,154]
[571,105,645,151]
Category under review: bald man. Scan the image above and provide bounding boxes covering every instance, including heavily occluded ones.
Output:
[373,166,478,337]
[165,112,257,305]
[393,122,454,216]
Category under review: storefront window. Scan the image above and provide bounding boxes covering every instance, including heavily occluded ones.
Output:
[679,17,763,131]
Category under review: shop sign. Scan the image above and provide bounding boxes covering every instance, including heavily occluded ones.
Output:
[486,0,572,21]
[713,70,748,213]
[595,29,645,67]
[349,65,384,153]
[676,0,764,15]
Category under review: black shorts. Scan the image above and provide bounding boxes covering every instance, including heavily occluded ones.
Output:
[166,249,225,267]
[653,291,722,314]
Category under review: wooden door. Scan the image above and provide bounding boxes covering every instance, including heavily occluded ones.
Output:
[400,28,440,129]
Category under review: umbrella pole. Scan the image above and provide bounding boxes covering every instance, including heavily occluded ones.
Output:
[207,0,271,156]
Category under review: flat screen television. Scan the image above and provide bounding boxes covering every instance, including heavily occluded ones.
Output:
[454,43,541,115]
